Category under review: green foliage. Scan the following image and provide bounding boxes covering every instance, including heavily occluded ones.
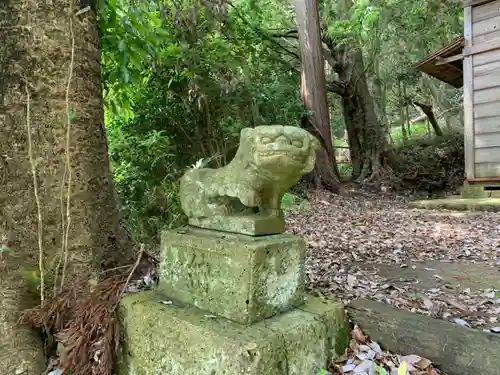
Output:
[394,130,465,192]
[99,0,466,242]
[280,192,309,213]
[101,0,305,242]
[390,122,430,145]
[338,163,353,179]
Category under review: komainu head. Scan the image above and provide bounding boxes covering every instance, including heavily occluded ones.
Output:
[238,125,320,178]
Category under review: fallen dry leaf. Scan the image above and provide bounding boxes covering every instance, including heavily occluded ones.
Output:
[351,324,368,344]
[286,189,500,332]
[330,325,444,375]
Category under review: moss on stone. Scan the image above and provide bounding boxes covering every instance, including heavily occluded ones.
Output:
[298,296,350,357]
[118,292,349,375]
[188,214,285,236]
[159,227,306,324]
[179,126,320,235]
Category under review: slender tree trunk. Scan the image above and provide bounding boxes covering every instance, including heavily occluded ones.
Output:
[423,77,460,129]
[0,1,134,372]
[295,0,342,193]
[398,82,408,143]
[403,85,411,138]
[405,101,411,138]
[413,102,444,136]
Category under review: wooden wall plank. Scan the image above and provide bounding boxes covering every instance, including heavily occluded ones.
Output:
[474,85,500,104]
[474,69,500,90]
[464,6,475,179]
[473,0,500,22]
[475,132,500,147]
[473,59,500,76]
[475,162,500,178]
[474,48,500,66]
[476,146,500,162]
[465,0,499,7]
[474,101,500,118]
[472,15,500,38]
[473,29,500,45]
[474,116,500,134]
[465,37,500,57]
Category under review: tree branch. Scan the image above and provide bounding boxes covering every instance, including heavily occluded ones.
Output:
[270,29,298,38]
[323,47,338,69]
[221,1,300,59]
[326,81,346,95]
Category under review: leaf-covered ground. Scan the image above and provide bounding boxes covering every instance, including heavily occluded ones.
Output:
[286,189,500,333]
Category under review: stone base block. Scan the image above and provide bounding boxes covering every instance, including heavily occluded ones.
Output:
[159,227,305,324]
[118,292,350,375]
[188,214,285,236]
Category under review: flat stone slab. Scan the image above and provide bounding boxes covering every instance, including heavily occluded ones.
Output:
[118,291,350,375]
[188,214,285,236]
[348,298,500,375]
[159,227,306,324]
[359,260,500,292]
[409,197,500,212]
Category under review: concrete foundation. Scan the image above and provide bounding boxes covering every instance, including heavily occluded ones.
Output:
[118,292,349,375]
[409,182,500,211]
[159,227,306,324]
[461,183,500,199]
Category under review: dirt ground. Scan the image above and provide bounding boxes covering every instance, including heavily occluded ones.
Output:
[286,189,500,333]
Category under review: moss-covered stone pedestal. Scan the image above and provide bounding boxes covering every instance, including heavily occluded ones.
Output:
[158,227,306,324]
[117,227,350,375]
[118,292,348,375]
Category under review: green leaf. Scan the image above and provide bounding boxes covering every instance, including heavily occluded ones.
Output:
[375,364,389,375]
[398,361,408,375]
[118,39,126,52]
[69,108,76,122]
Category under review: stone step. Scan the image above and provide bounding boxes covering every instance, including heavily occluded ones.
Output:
[118,291,349,375]
[348,298,500,375]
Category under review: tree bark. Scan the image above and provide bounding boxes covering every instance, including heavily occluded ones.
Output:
[295,0,342,193]
[335,49,394,181]
[398,82,408,143]
[413,102,444,136]
[0,1,134,372]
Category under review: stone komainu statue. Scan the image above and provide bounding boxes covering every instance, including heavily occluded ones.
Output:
[179,125,320,221]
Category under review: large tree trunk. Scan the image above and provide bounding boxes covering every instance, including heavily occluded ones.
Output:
[295,0,343,193]
[337,49,394,181]
[321,0,395,183]
[0,1,134,372]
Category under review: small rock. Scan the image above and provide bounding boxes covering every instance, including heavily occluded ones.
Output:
[453,318,471,328]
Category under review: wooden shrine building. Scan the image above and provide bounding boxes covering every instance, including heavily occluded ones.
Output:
[415,0,500,197]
